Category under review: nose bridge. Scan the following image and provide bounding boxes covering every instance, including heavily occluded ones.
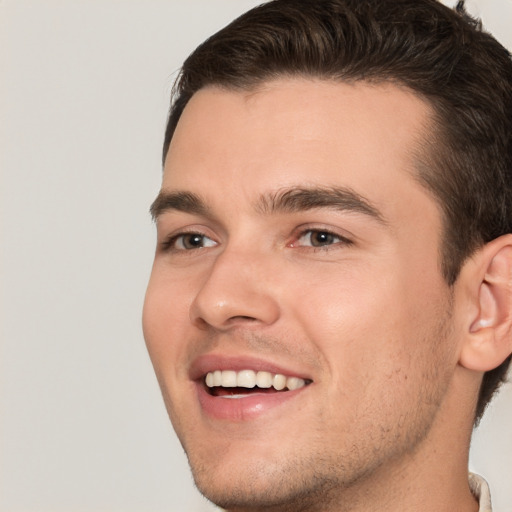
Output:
[190,244,281,330]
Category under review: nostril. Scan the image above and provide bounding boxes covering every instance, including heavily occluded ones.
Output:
[192,316,212,331]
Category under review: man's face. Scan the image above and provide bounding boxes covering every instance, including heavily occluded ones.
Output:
[143,79,463,510]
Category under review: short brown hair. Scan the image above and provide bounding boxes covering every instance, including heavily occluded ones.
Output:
[162,0,512,422]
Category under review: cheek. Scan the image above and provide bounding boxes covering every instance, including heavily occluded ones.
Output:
[143,273,199,431]
[292,262,452,390]
[142,270,192,374]
[293,267,396,353]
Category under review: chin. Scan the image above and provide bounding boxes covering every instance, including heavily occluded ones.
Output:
[185,446,352,512]
[191,464,326,512]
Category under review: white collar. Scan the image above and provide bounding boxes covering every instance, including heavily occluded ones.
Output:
[469,473,492,512]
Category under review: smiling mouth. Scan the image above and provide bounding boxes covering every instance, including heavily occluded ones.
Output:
[204,369,312,397]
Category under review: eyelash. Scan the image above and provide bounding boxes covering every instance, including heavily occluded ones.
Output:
[160,232,216,252]
[292,228,353,250]
[160,228,353,253]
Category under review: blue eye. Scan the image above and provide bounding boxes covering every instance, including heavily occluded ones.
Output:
[170,233,217,250]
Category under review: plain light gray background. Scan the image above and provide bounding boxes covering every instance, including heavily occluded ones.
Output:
[1,1,511,511]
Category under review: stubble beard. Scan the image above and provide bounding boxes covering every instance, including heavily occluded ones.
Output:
[188,451,362,512]
[173,304,455,512]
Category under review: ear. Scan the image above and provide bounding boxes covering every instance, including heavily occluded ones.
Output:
[459,234,512,372]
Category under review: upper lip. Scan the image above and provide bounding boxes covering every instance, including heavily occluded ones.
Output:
[189,354,313,382]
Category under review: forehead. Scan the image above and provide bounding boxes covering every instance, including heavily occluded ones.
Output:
[162,78,435,221]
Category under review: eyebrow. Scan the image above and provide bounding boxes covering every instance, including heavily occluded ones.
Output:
[150,186,385,224]
[150,191,209,221]
[256,186,386,223]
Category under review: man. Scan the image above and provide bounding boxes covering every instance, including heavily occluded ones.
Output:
[143,0,512,510]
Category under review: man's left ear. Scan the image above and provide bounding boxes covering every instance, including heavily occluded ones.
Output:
[459,234,512,372]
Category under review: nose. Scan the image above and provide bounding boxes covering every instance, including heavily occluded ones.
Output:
[190,248,281,331]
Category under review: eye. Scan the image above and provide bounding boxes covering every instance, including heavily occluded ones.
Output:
[294,229,351,248]
[166,233,217,251]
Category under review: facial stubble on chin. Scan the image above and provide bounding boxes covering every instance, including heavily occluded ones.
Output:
[166,307,456,512]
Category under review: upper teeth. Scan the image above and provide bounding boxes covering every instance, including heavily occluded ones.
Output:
[205,369,307,391]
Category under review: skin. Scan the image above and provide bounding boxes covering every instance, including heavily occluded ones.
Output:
[143,79,482,512]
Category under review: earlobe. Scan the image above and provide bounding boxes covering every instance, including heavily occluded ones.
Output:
[459,235,512,372]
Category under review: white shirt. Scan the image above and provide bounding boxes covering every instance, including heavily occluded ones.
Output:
[469,473,492,512]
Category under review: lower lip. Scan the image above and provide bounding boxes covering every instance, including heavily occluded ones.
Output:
[196,382,307,421]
